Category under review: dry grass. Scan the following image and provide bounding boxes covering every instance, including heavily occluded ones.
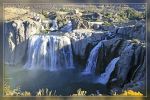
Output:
[4,7,46,22]
[4,82,31,96]
[72,88,87,96]
[36,88,56,96]
[3,82,144,96]
[4,7,30,21]
[3,81,57,96]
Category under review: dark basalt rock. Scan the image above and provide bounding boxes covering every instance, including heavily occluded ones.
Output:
[108,41,145,91]
[95,38,122,75]
[4,20,42,65]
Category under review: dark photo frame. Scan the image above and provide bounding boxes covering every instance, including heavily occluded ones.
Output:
[0,0,149,100]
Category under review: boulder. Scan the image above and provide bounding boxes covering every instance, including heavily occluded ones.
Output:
[93,24,100,30]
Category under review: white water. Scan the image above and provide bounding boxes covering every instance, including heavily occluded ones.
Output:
[24,35,74,71]
[82,40,107,74]
[95,57,120,84]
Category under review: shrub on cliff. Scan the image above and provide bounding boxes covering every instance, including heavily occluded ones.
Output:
[125,8,145,20]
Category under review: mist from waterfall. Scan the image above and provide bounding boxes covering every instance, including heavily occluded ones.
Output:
[24,35,74,71]
[95,57,120,84]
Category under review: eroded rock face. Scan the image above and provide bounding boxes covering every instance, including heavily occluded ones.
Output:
[65,31,109,58]
[99,20,146,41]
[122,58,146,93]
[64,31,110,67]
[116,20,146,40]
[108,40,146,92]
[4,20,42,64]
[116,42,134,84]
[133,55,146,82]
[67,32,92,58]
[95,38,122,74]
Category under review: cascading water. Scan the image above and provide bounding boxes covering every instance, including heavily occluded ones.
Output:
[95,57,120,84]
[24,35,74,71]
[82,40,107,74]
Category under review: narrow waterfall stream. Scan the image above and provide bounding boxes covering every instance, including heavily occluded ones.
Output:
[95,57,120,84]
[24,35,74,71]
[82,40,107,74]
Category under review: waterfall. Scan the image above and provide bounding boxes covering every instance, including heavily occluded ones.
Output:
[24,35,74,71]
[95,57,120,84]
[82,40,107,74]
